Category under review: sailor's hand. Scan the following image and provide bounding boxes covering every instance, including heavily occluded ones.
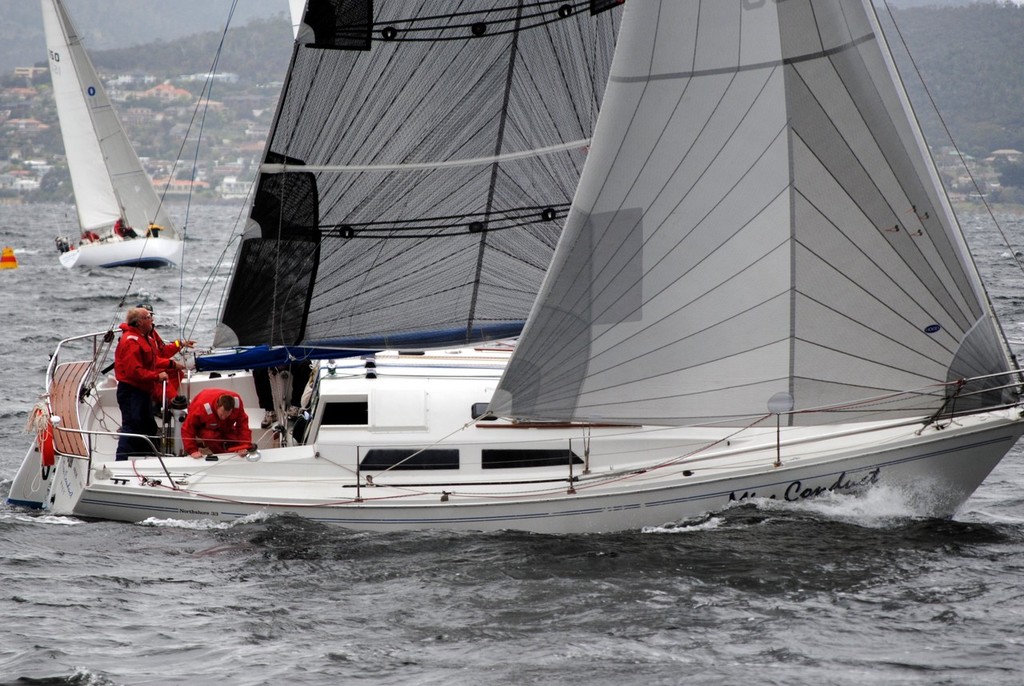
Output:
[158,371,169,381]
[189,451,203,459]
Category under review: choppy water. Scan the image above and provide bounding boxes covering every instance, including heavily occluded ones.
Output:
[2,203,1024,685]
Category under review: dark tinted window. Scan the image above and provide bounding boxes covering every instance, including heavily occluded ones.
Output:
[322,401,368,425]
[482,449,583,469]
[361,449,459,470]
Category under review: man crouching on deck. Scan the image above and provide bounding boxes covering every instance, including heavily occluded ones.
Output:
[182,389,253,458]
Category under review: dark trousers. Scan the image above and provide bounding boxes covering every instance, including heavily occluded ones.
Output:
[253,363,310,410]
[116,382,158,460]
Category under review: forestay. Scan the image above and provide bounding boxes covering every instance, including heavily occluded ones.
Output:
[492,0,1014,426]
[216,0,622,350]
[41,0,177,236]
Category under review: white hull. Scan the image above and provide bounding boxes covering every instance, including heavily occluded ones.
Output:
[10,345,1024,533]
[58,236,182,269]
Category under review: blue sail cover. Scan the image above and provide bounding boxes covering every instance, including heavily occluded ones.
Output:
[196,321,524,371]
[197,346,345,372]
[214,0,622,351]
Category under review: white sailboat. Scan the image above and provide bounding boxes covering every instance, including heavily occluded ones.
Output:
[10,0,1024,533]
[43,0,182,269]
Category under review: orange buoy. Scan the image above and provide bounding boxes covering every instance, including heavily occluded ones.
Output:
[0,246,17,269]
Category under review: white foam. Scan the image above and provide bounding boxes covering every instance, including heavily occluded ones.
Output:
[136,510,270,530]
[752,483,925,528]
[642,515,726,534]
[0,511,84,526]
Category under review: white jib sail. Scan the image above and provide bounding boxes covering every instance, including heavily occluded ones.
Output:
[42,0,176,237]
[492,0,1011,427]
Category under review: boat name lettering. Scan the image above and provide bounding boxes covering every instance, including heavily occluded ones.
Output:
[60,468,75,499]
[177,509,220,517]
[728,468,881,503]
[784,468,881,502]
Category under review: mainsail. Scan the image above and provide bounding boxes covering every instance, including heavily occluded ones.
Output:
[492,0,1013,426]
[215,0,621,349]
[41,0,177,236]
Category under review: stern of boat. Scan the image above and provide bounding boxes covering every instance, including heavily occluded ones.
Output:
[7,438,52,510]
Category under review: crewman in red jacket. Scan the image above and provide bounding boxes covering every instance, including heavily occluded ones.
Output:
[114,307,184,461]
[135,303,194,406]
[182,389,253,458]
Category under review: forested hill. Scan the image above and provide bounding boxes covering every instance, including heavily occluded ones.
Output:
[14,2,1024,157]
[82,2,1024,158]
[88,17,294,85]
[889,2,1024,155]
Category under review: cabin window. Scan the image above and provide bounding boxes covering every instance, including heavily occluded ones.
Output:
[360,449,460,471]
[482,449,583,469]
[322,400,368,425]
[471,402,497,421]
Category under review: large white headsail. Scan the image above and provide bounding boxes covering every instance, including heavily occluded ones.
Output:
[492,0,1012,426]
[41,0,176,236]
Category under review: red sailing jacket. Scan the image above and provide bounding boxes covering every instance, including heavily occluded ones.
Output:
[181,388,252,455]
[114,322,177,399]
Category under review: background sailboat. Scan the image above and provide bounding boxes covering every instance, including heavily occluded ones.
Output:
[42,0,182,269]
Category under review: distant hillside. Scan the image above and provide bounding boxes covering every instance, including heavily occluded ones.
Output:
[0,0,285,74]
[6,2,1024,158]
[885,2,1024,154]
[89,17,294,84]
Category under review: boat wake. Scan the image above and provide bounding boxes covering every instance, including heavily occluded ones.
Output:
[750,482,942,528]
[642,515,726,534]
[0,511,84,527]
[136,511,272,531]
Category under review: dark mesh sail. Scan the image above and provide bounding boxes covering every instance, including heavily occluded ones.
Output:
[216,0,621,348]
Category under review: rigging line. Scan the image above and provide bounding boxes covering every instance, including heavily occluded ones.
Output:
[144,0,238,341]
[181,188,250,341]
[787,34,977,330]
[882,2,1024,377]
[467,0,526,337]
[261,138,593,173]
[881,2,1018,271]
[321,203,571,227]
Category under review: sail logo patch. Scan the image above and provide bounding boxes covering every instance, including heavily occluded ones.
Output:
[924,324,941,334]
